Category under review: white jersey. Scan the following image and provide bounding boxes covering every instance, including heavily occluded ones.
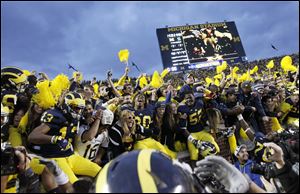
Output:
[74,125,109,161]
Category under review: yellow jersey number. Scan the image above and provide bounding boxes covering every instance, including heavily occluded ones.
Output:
[58,126,77,150]
[135,115,151,129]
[189,109,202,125]
[41,112,54,123]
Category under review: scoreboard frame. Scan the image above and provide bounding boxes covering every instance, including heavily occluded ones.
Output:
[156,21,247,71]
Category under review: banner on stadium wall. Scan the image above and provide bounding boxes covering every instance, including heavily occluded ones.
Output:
[156,21,247,72]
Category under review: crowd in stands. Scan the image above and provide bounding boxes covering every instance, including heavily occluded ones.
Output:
[1,52,299,193]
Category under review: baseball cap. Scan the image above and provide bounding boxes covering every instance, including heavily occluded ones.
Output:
[234,144,247,157]
[251,83,264,92]
[184,73,194,81]
[241,81,252,89]
[293,89,299,95]
[226,87,238,95]
[155,101,166,109]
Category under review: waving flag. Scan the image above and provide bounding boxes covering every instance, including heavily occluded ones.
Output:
[118,49,130,63]
[271,44,278,51]
[216,61,228,74]
[250,65,258,75]
[266,60,274,69]
[150,71,163,88]
[161,68,170,79]
[132,62,141,72]
[281,55,297,72]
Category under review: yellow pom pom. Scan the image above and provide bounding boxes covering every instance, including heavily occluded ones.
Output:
[50,74,70,101]
[32,80,56,109]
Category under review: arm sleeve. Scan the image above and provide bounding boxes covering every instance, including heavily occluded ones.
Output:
[77,125,89,143]
[108,126,123,147]
[136,124,153,138]
[253,95,266,117]
[69,81,77,91]
[273,161,299,193]
[165,91,172,104]
[250,173,264,189]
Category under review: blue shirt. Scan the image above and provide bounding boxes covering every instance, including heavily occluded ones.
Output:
[234,159,264,189]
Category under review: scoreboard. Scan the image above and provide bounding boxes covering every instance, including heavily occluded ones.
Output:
[156,21,247,71]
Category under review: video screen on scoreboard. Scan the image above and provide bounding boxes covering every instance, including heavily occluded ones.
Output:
[156,21,247,70]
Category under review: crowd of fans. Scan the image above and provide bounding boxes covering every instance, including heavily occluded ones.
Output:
[1,52,299,193]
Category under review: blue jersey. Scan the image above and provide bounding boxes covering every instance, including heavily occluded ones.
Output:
[40,108,78,158]
[134,105,154,129]
[177,100,205,133]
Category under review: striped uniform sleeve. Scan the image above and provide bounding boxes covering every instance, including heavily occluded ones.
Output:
[108,125,123,146]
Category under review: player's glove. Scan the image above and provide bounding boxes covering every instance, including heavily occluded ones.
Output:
[198,141,216,153]
[194,155,249,193]
[51,136,69,150]
[187,135,198,147]
[188,135,216,153]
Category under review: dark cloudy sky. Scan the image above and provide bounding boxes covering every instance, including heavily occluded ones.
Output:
[1,1,299,80]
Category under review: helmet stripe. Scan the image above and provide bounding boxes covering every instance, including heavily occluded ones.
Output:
[1,67,23,75]
[137,149,158,193]
[95,161,112,193]
[72,92,81,99]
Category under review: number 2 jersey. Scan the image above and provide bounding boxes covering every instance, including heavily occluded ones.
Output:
[40,107,79,158]
[177,99,205,133]
[74,125,109,161]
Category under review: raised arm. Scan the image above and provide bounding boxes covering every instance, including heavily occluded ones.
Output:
[107,70,121,97]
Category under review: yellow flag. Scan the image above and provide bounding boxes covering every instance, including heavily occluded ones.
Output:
[233,67,239,79]
[205,77,213,85]
[281,56,292,68]
[289,65,298,72]
[118,49,130,63]
[150,71,163,88]
[214,74,223,80]
[214,79,220,86]
[250,65,258,75]
[139,76,148,88]
[238,73,247,83]
[238,70,252,83]
[233,66,239,73]
[266,60,274,69]
[285,65,298,72]
[216,61,228,74]
[222,61,228,69]
[161,68,170,79]
[216,65,222,74]
[281,55,297,72]
[246,69,252,81]
[93,83,99,96]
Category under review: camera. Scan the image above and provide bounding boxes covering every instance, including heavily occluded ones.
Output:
[251,162,276,180]
[1,142,19,176]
